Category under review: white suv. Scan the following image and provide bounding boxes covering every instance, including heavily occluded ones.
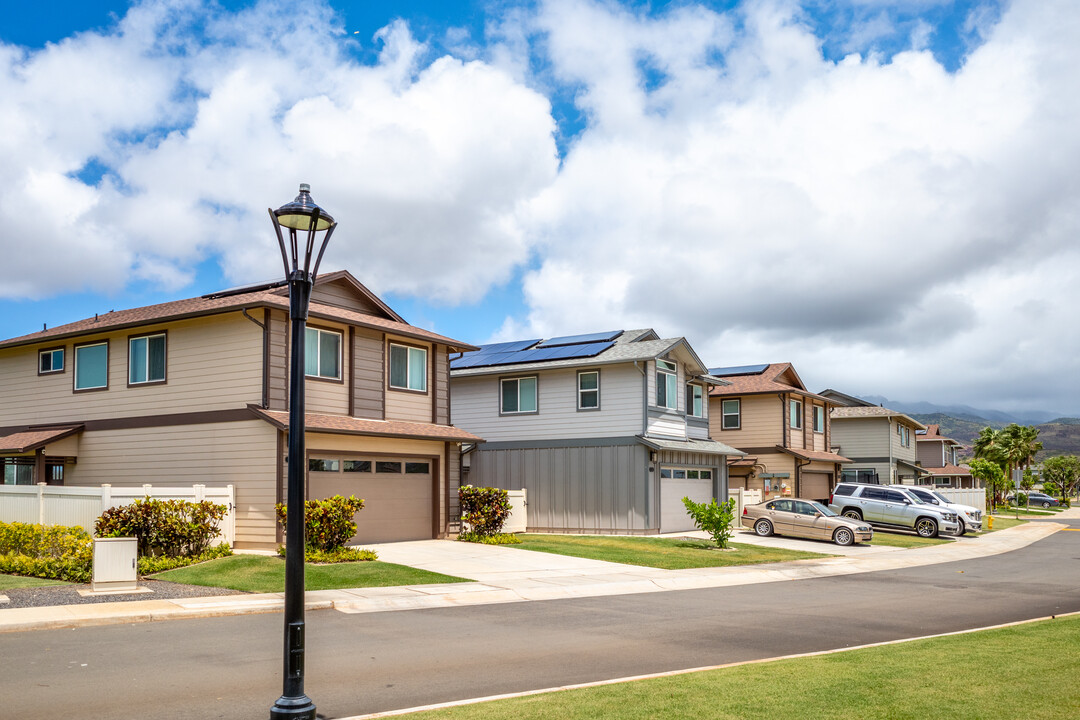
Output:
[905,487,982,536]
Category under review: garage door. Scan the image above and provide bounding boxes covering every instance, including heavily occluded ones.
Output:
[800,472,832,503]
[660,467,714,533]
[308,456,433,544]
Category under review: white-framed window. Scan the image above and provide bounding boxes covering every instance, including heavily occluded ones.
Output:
[501,376,537,414]
[129,333,166,385]
[389,343,427,391]
[38,347,64,375]
[577,370,599,410]
[74,341,108,391]
[656,359,677,409]
[305,327,342,380]
[790,398,803,429]
[899,425,910,447]
[813,405,825,433]
[721,399,741,429]
[660,467,713,480]
[686,383,703,417]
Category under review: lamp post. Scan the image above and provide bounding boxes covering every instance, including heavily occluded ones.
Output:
[268,184,337,720]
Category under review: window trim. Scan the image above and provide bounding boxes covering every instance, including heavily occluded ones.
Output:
[73,340,109,393]
[499,374,539,415]
[387,341,429,394]
[37,346,66,376]
[127,331,168,387]
[721,398,741,429]
[686,382,704,418]
[576,369,600,412]
[789,398,803,429]
[813,405,825,433]
[304,325,344,383]
[656,359,677,410]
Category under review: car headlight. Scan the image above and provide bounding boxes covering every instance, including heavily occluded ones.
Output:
[943,513,957,521]
[858,526,871,532]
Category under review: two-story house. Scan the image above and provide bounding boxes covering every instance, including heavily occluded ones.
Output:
[0,271,480,549]
[707,363,852,503]
[449,329,743,534]
[819,389,928,485]
[916,424,975,488]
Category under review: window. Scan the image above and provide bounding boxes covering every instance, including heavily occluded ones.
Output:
[501,376,537,414]
[899,425,911,447]
[789,398,803,429]
[343,460,371,473]
[813,405,825,433]
[129,333,166,385]
[721,399,741,429]
[405,462,430,474]
[389,343,427,391]
[656,359,677,409]
[577,370,599,410]
[74,342,108,391]
[841,469,879,484]
[884,489,908,504]
[38,347,64,375]
[305,327,341,380]
[2,457,35,485]
[660,466,712,480]
[308,458,340,472]
[686,384,703,417]
[376,461,402,473]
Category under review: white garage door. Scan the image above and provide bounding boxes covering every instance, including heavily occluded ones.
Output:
[660,467,714,533]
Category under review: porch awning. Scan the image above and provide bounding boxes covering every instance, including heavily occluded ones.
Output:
[249,406,483,443]
[896,458,930,476]
[637,436,745,457]
[0,426,83,454]
[776,446,853,464]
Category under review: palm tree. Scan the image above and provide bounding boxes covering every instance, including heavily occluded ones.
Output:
[974,427,1006,504]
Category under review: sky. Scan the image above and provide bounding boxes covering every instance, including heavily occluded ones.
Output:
[0,0,1077,416]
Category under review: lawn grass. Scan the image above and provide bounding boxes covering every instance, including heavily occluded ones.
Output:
[511,534,827,569]
[150,555,470,593]
[995,506,1057,517]
[862,531,951,548]
[0,574,69,591]
[982,516,1028,532]
[404,615,1080,720]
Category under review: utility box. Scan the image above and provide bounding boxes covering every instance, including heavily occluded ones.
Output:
[92,537,138,593]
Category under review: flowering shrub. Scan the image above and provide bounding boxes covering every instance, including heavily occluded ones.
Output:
[275,545,377,563]
[139,544,233,575]
[276,495,365,551]
[459,485,513,537]
[95,498,227,558]
[457,531,521,545]
[0,521,93,582]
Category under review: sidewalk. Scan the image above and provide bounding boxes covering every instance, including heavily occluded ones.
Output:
[0,520,1066,634]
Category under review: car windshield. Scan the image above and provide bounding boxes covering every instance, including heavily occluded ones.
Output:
[930,491,952,504]
[810,501,837,517]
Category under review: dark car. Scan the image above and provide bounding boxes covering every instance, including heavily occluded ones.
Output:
[1007,492,1060,508]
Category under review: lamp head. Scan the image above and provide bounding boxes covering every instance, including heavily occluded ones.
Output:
[273,183,335,231]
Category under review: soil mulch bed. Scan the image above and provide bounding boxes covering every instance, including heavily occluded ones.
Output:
[0,580,244,609]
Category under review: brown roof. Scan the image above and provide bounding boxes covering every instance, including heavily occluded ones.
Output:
[0,275,477,353]
[830,406,926,429]
[775,446,853,464]
[250,407,482,443]
[0,426,83,453]
[708,363,833,403]
[923,462,972,476]
[917,424,961,445]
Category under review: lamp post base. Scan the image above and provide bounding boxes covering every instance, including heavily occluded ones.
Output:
[270,694,317,720]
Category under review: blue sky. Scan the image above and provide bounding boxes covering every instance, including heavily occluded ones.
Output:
[2,0,1078,414]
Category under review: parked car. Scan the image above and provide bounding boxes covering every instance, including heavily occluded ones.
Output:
[905,486,982,536]
[741,498,873,546]
[828,482,959,538]
[1007,492,1060,508]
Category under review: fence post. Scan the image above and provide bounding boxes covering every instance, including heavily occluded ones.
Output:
[37,482,46,525]
[101,484,112,512]
[194,484,205,502]
[226,484,236,547]
[143,484,153,498]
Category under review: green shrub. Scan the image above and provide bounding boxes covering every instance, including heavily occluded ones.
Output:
[276,495,365,551]
[95,497,227,558]
[459,485,513,536]
[458,531,522,545]
[0,521,93,582]
[681,496,737,549]
[139,543,233,575]
[275,545,377,563]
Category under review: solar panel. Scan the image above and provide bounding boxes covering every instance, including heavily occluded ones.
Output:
[452,340,615,369]
[475,338,541,354]
[709,364,770,376]
[544,340,615,360]
[536,331,622,348]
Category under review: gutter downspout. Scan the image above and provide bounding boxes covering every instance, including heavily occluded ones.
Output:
[795,457,811,497]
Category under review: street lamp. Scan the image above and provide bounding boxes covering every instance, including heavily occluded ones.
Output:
[268,183,337,720]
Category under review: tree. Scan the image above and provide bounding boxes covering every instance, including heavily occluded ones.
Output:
[1041,455,1080,503]
[682,496,736,549]
[973,427,1007,505]
[969,458,1006,511]
[974,424,1043,506]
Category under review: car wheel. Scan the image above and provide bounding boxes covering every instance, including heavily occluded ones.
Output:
[952,520,966,537]
[754,519,773,537]
[842,509,862,521]
[833,527,855,546]
[916,518,939,538]
[1042,501,1051,508]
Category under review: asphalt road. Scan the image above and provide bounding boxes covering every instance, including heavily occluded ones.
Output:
[4,519,1078,720]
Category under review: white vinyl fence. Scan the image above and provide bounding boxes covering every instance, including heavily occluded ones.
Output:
[504,489,527,533]
[727,487,763,526]
[0,483,235,546]
[936,488,987,513]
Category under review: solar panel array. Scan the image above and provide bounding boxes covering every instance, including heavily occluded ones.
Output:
[709,364,770,376]
[451,336,617,370]
[536,330,622,348]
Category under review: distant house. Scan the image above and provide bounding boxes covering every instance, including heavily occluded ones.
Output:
[819,389,928,485]
[916,424,976,488]
[708,364,852,503]
[449,329,743,534]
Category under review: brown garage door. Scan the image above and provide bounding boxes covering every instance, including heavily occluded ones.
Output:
[308,456,433,544]
[800,472,832,503]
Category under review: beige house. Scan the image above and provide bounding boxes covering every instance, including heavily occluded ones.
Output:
[708,364,851,503]
[0,271,480,550]
[916,424,976,488]
[819,389,927,485]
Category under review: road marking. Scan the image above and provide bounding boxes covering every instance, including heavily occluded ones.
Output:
[1060,528,1080,531]
[338,609,1080,719]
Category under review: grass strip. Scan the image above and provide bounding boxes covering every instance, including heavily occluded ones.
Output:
[404,615,1080,720]
[511,534,827,569]
[862,531,951,548]
[0,573,69,591]
[150,554,469,593]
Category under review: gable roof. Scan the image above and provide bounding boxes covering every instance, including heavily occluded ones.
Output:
[0,271,476,352]
[917,424,961,446]
[830,405,926,429]
[707,363,831,402]
[818,389,875,407]
[0,425,83,454]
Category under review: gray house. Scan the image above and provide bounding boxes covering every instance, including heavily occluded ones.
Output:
[449,330,743,534]
[819,389,928,485]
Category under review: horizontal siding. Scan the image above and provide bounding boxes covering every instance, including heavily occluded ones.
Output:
[890,419,919,463]
[918,440,946,467]
[267,310,288,411]
[709,394,784,448]
[311,278,384,315]
[384,336,433,423]
[451,364,644,441]
[0,313,262,426]
[306,319,351,415]
[352,329,384,419]
[830,416,891,458]
[647,411,686,439]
